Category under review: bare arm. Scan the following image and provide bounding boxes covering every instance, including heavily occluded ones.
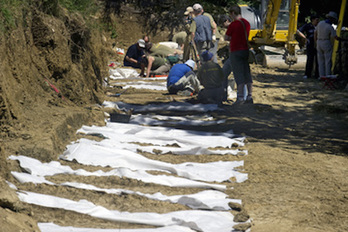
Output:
[146,56,154,78]
[224,34,231,41]
[212,20,217,35]
[224,22,231,41]
[191,32,195,43]
[190,21,196,43]
[125,56,138,64]
[296,30,306,39]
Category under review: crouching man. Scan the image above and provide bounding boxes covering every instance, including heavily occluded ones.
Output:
[197,51,224,105]
[123,39,146,77]
[166,60,201,96]
[142,55,171,78]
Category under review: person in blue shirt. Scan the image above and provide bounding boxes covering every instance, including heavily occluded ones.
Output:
[167,60,201,95]
[190,4,214,58]
[123,39,146,76]
[297,15,319,79]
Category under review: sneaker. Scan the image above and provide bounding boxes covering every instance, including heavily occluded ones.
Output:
[303,75,308,79]
[245,98,254,104]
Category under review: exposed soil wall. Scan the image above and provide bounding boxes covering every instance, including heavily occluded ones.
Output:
[0,4,111,231]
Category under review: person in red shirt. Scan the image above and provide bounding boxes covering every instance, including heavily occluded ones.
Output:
[225,5,253,104]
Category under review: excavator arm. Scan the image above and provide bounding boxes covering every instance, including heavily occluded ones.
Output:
[254,0,283,45]
[285,0,300,65]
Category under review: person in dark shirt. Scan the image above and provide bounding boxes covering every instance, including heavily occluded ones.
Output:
[124,39,146,76]
[297,15,320,79]
[197,51,224,105]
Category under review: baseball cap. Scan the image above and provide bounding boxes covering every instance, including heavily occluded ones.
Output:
[201,50,213,61]
[184,6,193,15]
[137,39,145,48]
[185,59,195,69]
[193,3,203,12]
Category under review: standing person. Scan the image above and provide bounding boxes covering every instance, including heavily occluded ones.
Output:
[221,16,233,101]
[190,4,213,60]
[123,39,146,77]
[225,5,253,104]
[167,60,201,95]
[196,4,221,63]
[143,35,150,45]
[143,35,151,51]
[314,11,337,77]
[183,6,194,61]
[297,15,320,79]
[197,51,224,105]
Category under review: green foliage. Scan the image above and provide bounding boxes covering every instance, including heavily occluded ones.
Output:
[110,28,117,39]
[59,0,98,15]
[102,0,262,36]
[106,23,117,39]
[0,0,24,32]
[0,7,15,30]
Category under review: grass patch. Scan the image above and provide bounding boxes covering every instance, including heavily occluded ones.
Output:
[0,0,24,32]
[59,0,99,15]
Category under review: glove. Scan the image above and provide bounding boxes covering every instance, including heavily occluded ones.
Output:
[212,34,216,42]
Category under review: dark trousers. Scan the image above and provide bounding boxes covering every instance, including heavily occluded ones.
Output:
[305,47,319,78]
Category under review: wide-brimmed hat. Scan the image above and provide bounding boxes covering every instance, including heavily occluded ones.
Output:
[326,11,338,21]
[185,59,195,69]
[184,6,193,15]
[137,39,145,48]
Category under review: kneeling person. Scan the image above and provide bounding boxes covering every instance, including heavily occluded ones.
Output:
[167,60,201,95]
[123,39,146,76]
[143,55,171,78]
[197,51,224,105]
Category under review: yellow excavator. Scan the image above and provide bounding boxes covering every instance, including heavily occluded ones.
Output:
[241,0,300,67]
[245,0,347,75]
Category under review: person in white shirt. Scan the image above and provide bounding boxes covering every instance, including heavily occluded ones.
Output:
[314,11,337,77]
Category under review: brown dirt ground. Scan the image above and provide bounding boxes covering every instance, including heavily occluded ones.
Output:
[1,4,348,232]
[103,65,348,232]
